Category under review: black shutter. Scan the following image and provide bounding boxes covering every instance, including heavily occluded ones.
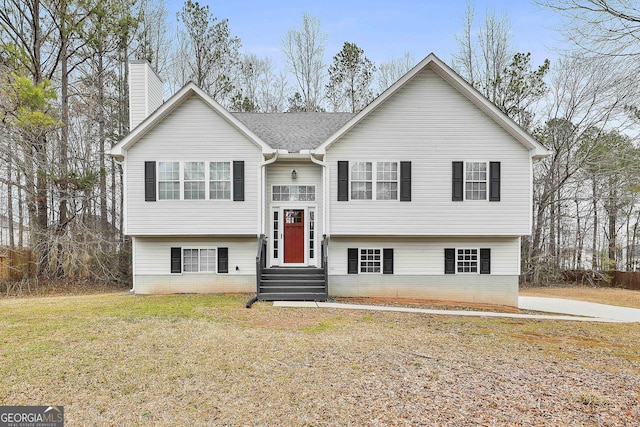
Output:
[489,162,501,201]
[444,248,456,274]
[218,247,228,273]
[170,247,181,273]
[145,161,156,201]
[480,248,491,274]
[452,161,463,201]
[348,248,358,274]
[338,161,349,201]
[383,249,394,274]
[233,161,244,201]
[400,161,411,201]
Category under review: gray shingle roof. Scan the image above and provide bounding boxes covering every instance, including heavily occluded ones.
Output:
[232,112,355,152]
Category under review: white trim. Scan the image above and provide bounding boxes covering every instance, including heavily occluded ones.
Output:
[270,205,319,267]
[155,160,233,201]
[182,247,219,274]
[359,248,383,274]
[463,161,489,201]
[131,236,136,292]
[348,161,400,201]
[456,248,480,274]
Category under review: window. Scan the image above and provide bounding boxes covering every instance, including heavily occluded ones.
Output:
[273,211,279,259]
[158,162,180,200]
[360,248,381,273]
[465,162,487,200]
[183,248,217,273]
[210,162,231,200]
[272,185,316,201]
[445,248,490,274]
[184,162,205,200]
[350,162,400,200]
[351,162,372,200]
[457,249,478,273]
[309,210,315,259]
[376,162,398,200]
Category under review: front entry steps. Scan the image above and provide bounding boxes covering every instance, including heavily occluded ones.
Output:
[257,267,328,302]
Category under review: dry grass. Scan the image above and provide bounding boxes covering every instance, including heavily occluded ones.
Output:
[1,292,639,426]
[520,285,640,309]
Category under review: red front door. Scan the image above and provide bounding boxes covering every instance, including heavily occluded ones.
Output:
[284,209,304,263]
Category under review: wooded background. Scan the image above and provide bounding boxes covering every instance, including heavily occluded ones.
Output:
[1,0,639,284]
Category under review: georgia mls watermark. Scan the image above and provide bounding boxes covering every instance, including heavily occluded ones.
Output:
[0,406,63,427]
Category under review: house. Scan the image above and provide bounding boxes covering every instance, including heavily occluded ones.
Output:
[110,54,550,307]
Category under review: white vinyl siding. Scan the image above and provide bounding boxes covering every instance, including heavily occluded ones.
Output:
[266,161,323,266]
[329,237,519,276]
[125,95,263,235]
[133,237,256,294]
[326,69,532,236]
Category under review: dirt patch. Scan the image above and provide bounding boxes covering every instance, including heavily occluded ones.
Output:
[334,296,523,313]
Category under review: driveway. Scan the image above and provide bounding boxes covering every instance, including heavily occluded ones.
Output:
[518,296,640,322]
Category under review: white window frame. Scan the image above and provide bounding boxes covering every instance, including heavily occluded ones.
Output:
[376,161,399,200]
[156,161,233,201]
[456,248,479,274]
[209,162,232,200]
[350,162,399,201]
[360,248,382,274]
[183,248,218,273]
[158,161,180,200]
[350,162,373,200]
[464,161,488,201]
[184,161,206,200]
[272,185,316,202]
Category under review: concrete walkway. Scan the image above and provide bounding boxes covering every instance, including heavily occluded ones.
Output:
[273,297,640,323]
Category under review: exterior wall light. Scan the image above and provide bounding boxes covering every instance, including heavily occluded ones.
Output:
[291,169,297,180]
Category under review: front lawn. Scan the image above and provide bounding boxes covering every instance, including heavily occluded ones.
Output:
[1,293,638,426]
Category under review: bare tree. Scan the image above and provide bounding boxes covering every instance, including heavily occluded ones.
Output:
[537,0,640,58]
[452,2,513,101]
[377,52,414,93]
[281,13,326,112]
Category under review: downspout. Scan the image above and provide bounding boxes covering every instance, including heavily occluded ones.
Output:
[309,152,328,240]
[258,151,279,237]
[113,155,134,293]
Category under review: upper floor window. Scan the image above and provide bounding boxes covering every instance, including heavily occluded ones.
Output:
[184,162,205,200]
[350,162,400,200]
[351,162,373,200]
[452,161,500,202]
[158,162,180,200]
[210,162,231,200]
[376,162,398,200]
[465,162,487,200]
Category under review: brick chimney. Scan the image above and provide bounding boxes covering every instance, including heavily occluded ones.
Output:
[128,60,163,130]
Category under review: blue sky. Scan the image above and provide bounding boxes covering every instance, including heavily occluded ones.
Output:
[165,0,562,70]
